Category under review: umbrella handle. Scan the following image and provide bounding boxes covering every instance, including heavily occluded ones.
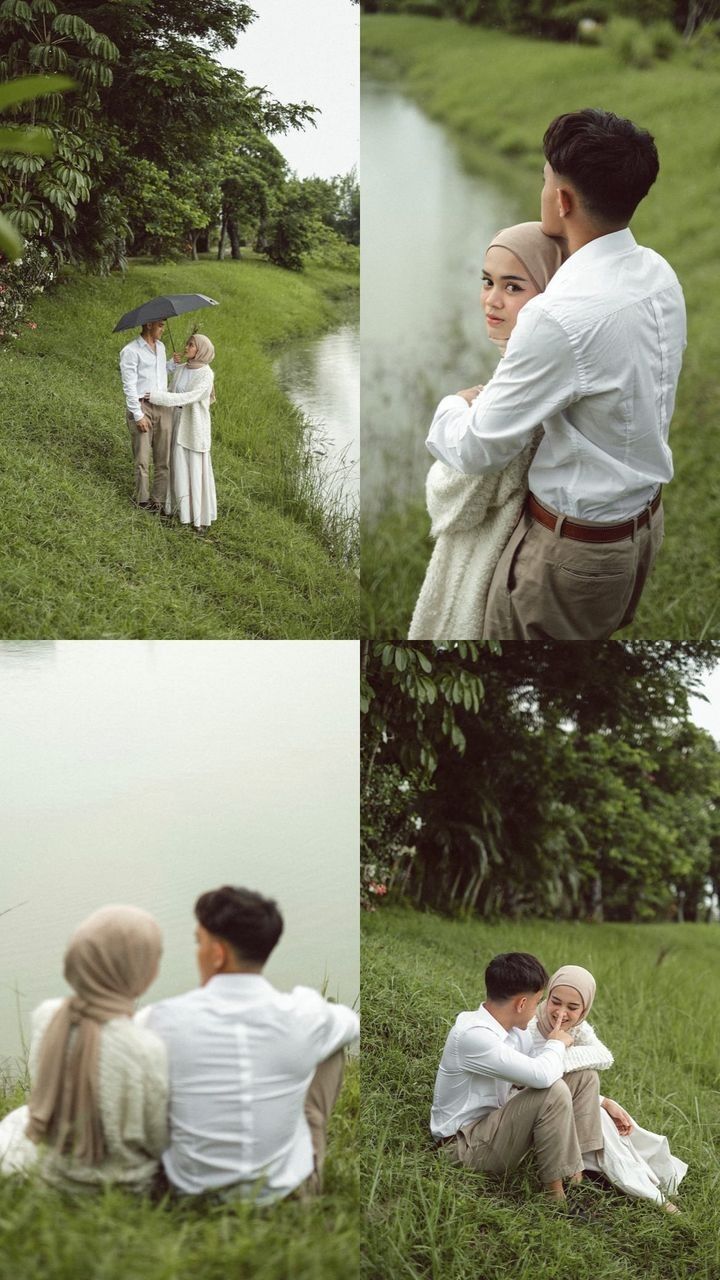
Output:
[165,320,176,353]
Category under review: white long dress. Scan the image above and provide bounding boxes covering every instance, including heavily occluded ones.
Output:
[160,364,217,529]
[527,1017,688,1205]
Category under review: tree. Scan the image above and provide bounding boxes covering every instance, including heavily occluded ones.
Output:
[0,71,73,256]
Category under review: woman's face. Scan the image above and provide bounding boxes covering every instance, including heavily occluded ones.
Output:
[481,245,540,341]
[547,984,584,1029]
[185,337,198,359]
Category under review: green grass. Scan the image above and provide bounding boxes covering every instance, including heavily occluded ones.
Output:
[0,1058,358,1280]
[1,254,358,638]
[362,907,720,1279]
[361,17,720,640]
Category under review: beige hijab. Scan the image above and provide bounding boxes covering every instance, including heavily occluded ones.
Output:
[26,905,162,1164]
[485,221,568,354]
[536,964,596,1039]
[187,332,216,403]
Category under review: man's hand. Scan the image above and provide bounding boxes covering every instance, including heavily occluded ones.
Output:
[135,415,151,433]
[546,1005,573,1048]
[601,1098,633,1136]
[455,384,484,406]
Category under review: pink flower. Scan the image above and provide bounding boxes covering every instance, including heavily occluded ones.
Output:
[26,321,37,330]
[368,883,388,896]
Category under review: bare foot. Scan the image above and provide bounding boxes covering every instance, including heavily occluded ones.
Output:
[663,1201,679,1214]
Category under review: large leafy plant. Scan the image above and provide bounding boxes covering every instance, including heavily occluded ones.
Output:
[0,73,72,256]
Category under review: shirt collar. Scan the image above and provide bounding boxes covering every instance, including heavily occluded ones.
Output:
[204,973,275,999]
[556,227,637,279]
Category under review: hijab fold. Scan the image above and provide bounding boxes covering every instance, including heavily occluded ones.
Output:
[26,905,162,1165]
[535,964,596,1039]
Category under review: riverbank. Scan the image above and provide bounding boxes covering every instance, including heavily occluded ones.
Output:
[1,254,358,638]
[363,907,718,1279]
[0,1059,357,1280]
[361,17,719,640]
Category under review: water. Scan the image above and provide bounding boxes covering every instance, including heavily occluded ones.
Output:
[275,321,360,508]
[361,80,519,520]
[0,641,359,1065]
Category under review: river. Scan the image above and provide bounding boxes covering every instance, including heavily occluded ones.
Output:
[0,641,359,1065]
[361,79,519,520]
[275,319,360,511]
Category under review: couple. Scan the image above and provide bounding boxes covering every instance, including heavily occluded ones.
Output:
[431,952,687,1215]
[0,886,359,1202]
[411,107,687,641]
[119,319,217,531]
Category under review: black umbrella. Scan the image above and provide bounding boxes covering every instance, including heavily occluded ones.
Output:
[113,293,219,350]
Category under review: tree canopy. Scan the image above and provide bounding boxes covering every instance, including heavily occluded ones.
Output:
[362,642,720,921]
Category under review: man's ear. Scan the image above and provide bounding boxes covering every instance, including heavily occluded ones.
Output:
[515,994,528,1013]
[556,185,573,220]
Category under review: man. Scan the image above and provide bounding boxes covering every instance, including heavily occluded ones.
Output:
[426,109,687,640]
[119,318,176,511]
[142,885,359,1203]
[431,952,622,1210]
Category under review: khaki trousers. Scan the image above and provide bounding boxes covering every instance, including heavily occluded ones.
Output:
[126,403,172,506]
[484,498,664,640]
[449,1070,603,1185]
[298,1048,346,1196]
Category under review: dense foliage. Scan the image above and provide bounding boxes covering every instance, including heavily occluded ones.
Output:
[361,642,720,922]
[0,0,359,275]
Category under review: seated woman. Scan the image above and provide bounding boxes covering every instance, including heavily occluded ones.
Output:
[0,904,167,1193]
[528,965,687,1212]
[145,333,217,533]
[409,222,566,641]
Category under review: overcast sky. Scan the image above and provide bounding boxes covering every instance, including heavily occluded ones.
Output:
[690,663,720,741]
[219,0,359,180]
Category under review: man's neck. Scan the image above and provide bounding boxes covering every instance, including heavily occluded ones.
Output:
[483,1000,517,1032]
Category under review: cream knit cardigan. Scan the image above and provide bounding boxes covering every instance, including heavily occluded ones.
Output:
[150,364,214,453]
[408,427,541,642]
[526,1015,615,1074]
[0,998,168,1192]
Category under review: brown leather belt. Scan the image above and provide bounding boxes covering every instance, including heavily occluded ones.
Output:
[527,490,662,544]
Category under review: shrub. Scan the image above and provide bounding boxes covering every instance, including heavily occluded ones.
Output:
[603,16,655,67]
[0,238,57,341]
[647,19,680,58]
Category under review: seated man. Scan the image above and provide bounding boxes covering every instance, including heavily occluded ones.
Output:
[142,885,359,1202]
[431,951,603,1208]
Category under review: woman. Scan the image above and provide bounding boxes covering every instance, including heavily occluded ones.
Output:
[146,333,217,532]
[409,223,566,641]
[528,965,687,1211]
[0,904,168,1193]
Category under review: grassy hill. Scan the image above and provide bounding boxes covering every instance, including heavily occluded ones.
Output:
[361,17,720,640]
[363,907,720,1279]
[1,255,358,638]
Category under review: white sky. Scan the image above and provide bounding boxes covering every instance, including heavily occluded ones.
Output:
[219,0,359,180]
[690,663,720,741]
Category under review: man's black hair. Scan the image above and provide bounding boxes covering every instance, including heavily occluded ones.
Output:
[485,952,549,1001]
[195,885,284,964]
[544,108,659,225]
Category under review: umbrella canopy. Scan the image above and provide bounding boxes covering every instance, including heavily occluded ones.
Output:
[113,293,218,333]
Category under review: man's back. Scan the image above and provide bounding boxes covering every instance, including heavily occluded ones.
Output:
[145,974,359,1200]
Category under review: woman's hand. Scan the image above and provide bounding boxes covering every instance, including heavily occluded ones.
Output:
[455,384,484,406]
[601,1097,634,1136]
[173,353,183,363]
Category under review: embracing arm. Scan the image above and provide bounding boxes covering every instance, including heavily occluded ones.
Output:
[148,367,213,407]
[460,1026,565,1090]
[426,306,578,474]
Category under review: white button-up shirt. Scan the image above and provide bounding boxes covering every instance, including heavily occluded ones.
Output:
[430,1004,565,1139]
[142,975,359,1202]
[119,336,172,422]
[426,229,687,520]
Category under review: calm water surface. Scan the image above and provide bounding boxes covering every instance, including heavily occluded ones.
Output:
[361,80,518,519]
[0,641,359,1064]
[275,321,359,507]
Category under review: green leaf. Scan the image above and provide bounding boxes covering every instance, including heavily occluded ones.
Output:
[0,74,74,111]
[0,124,53,154]
[394,648,408,673]
[417,651,432,674]
[0,207,22,257]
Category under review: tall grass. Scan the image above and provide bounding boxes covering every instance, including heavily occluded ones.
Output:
[0,254,358,638]
[361,17,720,640]
[362,908,720,1279]
[0,1058,358,1280]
